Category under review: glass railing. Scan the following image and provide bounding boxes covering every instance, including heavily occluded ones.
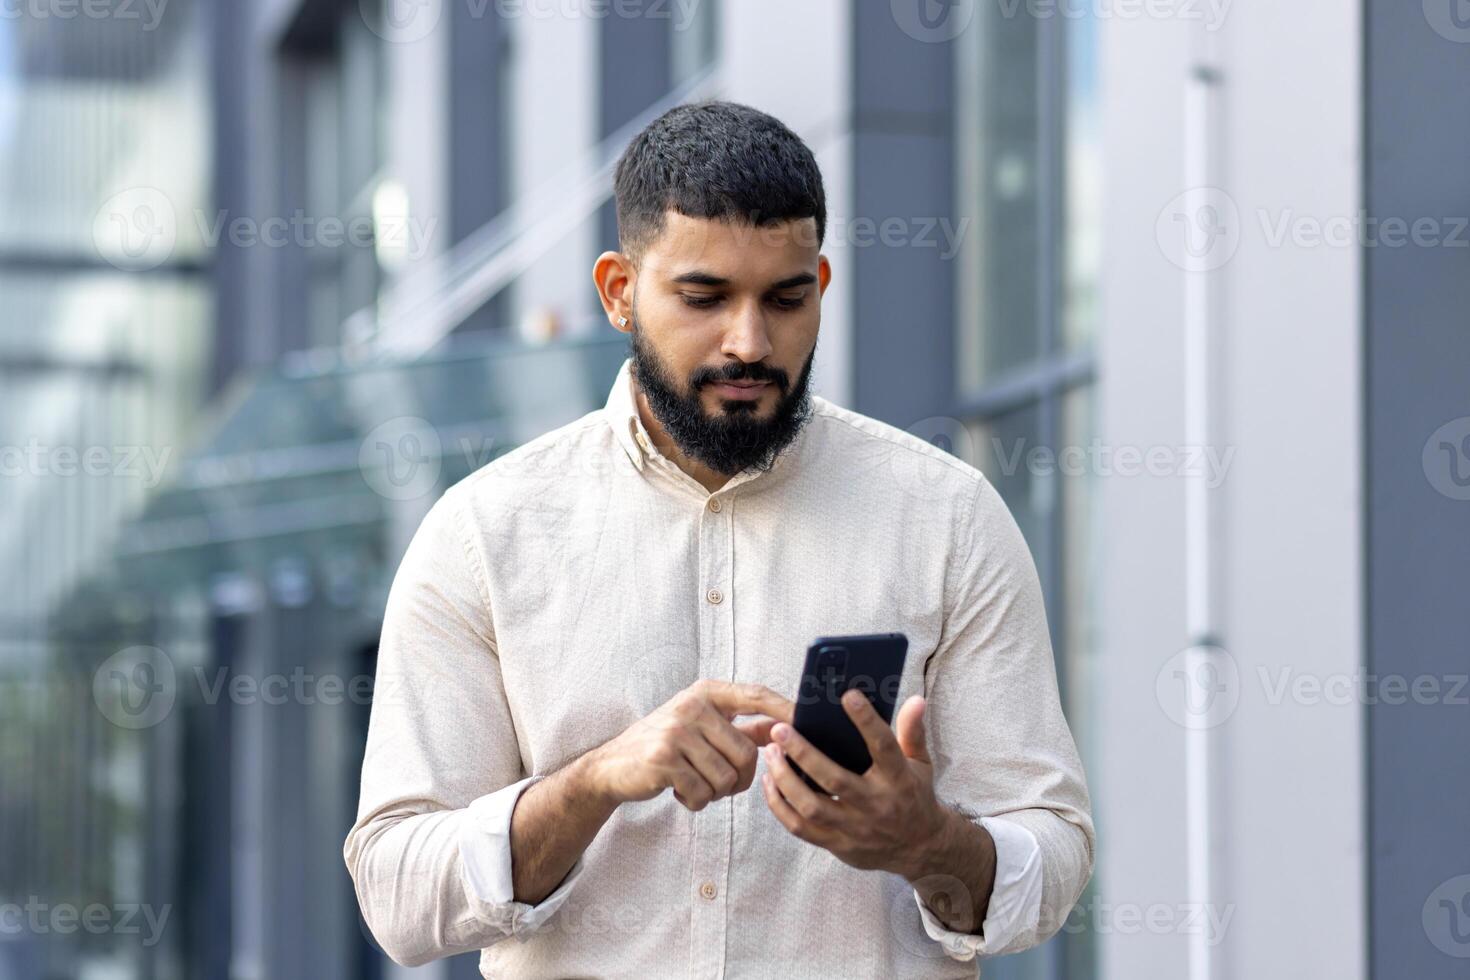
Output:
[111,327,631,592]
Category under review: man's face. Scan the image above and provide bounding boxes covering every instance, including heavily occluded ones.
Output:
[624,212,829,476]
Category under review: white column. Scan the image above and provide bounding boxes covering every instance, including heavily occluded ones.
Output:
[1096,1,1365,977]
[507,7,600,335]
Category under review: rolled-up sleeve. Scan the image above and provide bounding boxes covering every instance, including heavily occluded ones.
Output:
[918,474,1096,959]
[342,488,574,966]
[914,815,1043,959]
[459,775,585,934]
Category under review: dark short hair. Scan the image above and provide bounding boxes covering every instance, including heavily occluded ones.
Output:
[613,100,827,261]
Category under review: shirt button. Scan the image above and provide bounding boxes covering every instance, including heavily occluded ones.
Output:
[706,588,723,605]
[699,881,717,900]
[707,497,722,513]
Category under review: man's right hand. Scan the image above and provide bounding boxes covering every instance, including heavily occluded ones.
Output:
[585,679,794,812]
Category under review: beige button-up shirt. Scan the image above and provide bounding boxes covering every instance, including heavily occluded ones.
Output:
[344,357,1094,978]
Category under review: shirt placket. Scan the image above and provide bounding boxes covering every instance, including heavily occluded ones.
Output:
[689,487,734,979]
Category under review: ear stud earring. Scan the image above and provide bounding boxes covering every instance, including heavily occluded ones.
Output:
[618,316,629,327]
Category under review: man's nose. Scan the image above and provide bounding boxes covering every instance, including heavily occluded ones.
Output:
[720,302,774,364]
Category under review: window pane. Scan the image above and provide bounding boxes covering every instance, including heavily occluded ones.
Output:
[1063,12,1100,354]
[1060,385,1097,748]
[968,405,1049,589]
[299,13,384,349]
[0,2,211,262]
[671,0,720,86]
[956,4,1044,396]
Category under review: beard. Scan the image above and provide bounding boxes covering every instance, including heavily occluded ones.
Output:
[628,317,816,478]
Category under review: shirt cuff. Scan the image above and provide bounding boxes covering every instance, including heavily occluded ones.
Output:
[913,815,1043,961]
[459,775,584,938]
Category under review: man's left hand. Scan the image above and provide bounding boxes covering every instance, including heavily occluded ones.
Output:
[759,690,950,880]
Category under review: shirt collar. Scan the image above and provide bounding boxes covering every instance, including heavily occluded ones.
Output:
[604,357,652,473]
[601,356,806,493]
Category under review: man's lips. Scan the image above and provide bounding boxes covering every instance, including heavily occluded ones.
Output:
[708,380,772,401]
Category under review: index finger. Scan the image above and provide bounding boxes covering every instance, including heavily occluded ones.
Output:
[699,680,795,724]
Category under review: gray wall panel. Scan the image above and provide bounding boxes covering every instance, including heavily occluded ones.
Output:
[1365,2,1470,976]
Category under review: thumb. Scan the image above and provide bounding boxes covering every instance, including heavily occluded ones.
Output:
[894,695,930,765]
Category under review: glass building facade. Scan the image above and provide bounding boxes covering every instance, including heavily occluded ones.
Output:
[0,1,211,976]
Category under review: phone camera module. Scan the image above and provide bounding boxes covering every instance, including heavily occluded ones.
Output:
[815,646,849,702]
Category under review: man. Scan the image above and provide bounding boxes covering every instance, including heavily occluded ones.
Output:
[344,100,1093,978]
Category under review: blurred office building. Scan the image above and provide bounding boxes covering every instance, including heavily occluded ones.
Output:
[0,1,1464,978]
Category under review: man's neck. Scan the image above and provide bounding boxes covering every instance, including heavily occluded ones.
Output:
[633,387,731,495]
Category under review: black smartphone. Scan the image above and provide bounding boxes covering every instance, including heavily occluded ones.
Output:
[788,633,908,794]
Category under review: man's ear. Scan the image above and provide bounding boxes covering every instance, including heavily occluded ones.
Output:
[817,255,833,297]
[594,251,637,333]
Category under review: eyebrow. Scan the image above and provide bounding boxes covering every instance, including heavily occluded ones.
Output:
[669,271,818,290]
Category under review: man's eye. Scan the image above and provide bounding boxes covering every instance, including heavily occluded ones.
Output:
[772,295,806,310]
[681,294,722,309]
